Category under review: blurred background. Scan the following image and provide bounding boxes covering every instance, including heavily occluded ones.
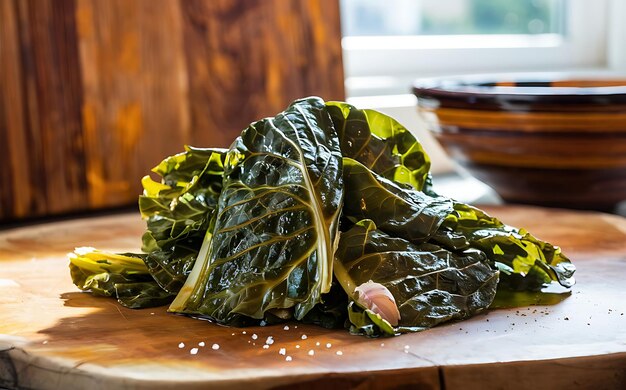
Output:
[0,0,344,222]
[343,0,626,208]
[343,0,564,36]
[1,0,624,222]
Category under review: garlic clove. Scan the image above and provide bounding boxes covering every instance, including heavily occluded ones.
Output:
[354,281,401,326]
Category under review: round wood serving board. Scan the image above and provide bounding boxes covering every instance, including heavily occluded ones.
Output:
[1,206,625,389]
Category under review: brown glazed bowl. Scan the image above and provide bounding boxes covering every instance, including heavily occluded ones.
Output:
[413,73,626,212]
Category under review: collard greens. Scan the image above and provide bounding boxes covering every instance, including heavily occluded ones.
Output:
[69,97,575,336]
[168,97,344,324]
[335,219,498,336]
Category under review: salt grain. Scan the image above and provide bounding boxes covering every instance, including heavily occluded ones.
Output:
[198,342,205,347]
[336,351,343,356]
[301,334,308,340]
[263,345,270,349]
[212,343,220,350]
[283,325,290,331]
[285,356,292,362]
[295,345,300,349]
[190,348,198,355]
[316,342,320,346]
[178,342,185,349]
[242,331,247,335]
[279,348,286,355]
[251,334,258,340]
[326,343,332,348]
[308,350,315,356]
[266,336,275,345]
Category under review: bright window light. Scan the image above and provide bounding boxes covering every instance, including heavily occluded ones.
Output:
[341,0,610,97]
[341,0,566,37]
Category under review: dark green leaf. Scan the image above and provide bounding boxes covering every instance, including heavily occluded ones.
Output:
[169,97,344,324]
[326,101,431,190]
[342,158,453,242]
[435,202,576,289]
[139,146,225,252]
[68,248,174,309]
[115,282,176,309]
[341,158,575,290]
[335,219,499,335]
[142,245,198,294]
[138,147,226,292]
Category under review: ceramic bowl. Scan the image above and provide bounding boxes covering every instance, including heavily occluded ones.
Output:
[413,73,626,212]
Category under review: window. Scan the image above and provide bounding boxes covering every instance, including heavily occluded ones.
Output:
[341,0,613,97]
[342,0,565,36]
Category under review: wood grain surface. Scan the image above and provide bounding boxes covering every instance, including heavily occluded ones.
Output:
[1,206,626,389]
[0,0,344,222]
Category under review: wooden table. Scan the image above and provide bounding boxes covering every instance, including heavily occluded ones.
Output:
[1,206,625,389]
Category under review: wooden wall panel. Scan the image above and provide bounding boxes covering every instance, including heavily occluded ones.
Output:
[0,0,27,218]
[180,0,345,147]
[23,0,88,215]
[1,0,87,219]
[0,0,344,222]
[76,0,190,208]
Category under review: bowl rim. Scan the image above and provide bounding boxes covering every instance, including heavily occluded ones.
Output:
[412,71,626,103]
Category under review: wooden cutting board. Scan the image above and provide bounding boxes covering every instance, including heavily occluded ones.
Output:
[1,206,625,389]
